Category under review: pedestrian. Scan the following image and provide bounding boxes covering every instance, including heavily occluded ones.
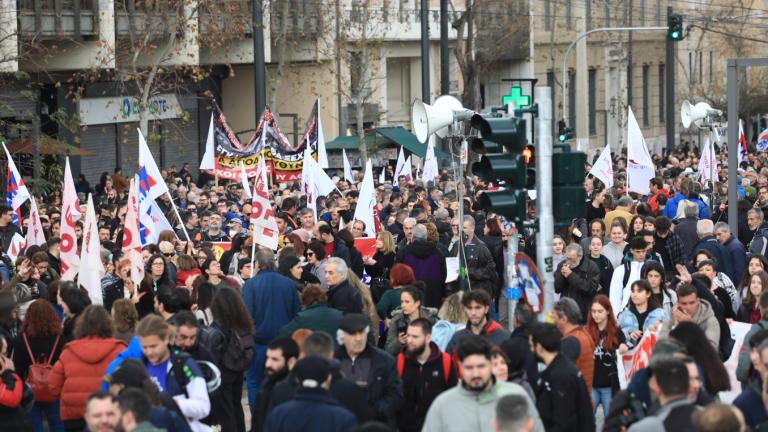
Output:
[385,286,437,355]
[395,224,447,308]
[279,284,343,338]
[737,270,768,323]
[553,298,596,397]
[626,357,698,432]
[554,243,601,321]
[617,280,668,349]
[586,295,628,416]
[446,289,509,355]
[325,258,364,314]
[253,337,299,432]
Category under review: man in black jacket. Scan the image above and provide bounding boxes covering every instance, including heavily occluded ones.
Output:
[396,318,457,432]
[268,331,368,421]
[317,222,352,267]
[334,314,403,427]
[325,258,363,315]
[530,323,595,432]
[554,243,600,322]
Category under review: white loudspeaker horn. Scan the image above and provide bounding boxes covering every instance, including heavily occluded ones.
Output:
[681,100,722,129]
[411,95,465,143]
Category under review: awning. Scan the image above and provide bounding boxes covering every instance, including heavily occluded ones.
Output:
[374,126,450,161]
[6,135,96,157]
[325,134,391,150]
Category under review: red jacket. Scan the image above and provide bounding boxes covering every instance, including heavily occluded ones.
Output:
[648,189,671,214]
[48,337,126,421]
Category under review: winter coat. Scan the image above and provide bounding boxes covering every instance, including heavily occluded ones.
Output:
[12,333,63,381]
[327,279,364,315]
[446,320,510,355]
[693,235,735,283]
[535,354,595,432]
[306,259,329,291]
[554,257,601,322]
[617,306,668,348]
[482,235,506,292]
[431,320,465,352]
[675,217,700,260]
[0,370,33,431]
[661,298,721,350]
[331,238,353,268]
[334,344,403,425]
[242,270,301,344]
[588,254,614,295]
[397,342,459,432]
[264,387,357,432]
[103,279,128,312]
[384,307,438,355]
[278,303,343,338]
[723,235,747,285]
[449,236,497,297]
[48,337,126,421]
[609,260,647,315]
[422,379,544,432]
[397,239,448,308]
[737,319,768,384]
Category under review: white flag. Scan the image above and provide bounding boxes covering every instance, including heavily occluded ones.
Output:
[316,99,329,169]
[588,145,614,189]
[343,148,355,184]
[698,131,718,184]
[8,233,25,261]
[626,106,655,195]
[301,148,317,222]
[378,166,386,184]
[422,135,439,184]
[353,159,377,238]
[251,160,279,250]
[199,114,216,170]
[60,157,81,281]
[25,197,46,247]
[122,179,145,288]
[79,194,105,305]
[393,146,405,185]
[2,142,30,211]
[398,156,413,182]
[241,163,252,199]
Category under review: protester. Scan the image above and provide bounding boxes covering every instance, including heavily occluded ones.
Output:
[586,295,627,415]
[617,280,668,348]
[553,298,595,396]
[554,243,600,321]
[627,357,697,432]
[385,285,437,355]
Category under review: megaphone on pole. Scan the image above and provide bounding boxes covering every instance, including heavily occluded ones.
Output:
[681,100,722,129]
[411,95,473,143]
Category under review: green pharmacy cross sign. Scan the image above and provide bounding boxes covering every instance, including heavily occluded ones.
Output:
[501,86,531,109]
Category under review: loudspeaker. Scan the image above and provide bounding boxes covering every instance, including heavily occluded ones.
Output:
[681,100,721,129]
[411,95,465,143]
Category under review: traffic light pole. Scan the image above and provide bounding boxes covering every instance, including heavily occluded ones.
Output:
[535,87,555,319]
[560,26,667,123]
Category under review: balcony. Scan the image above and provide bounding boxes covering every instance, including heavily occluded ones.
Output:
[18,0,97,39]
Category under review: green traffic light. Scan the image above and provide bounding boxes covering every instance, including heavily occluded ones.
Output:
[558,134,566,142]
[671,31,679,39]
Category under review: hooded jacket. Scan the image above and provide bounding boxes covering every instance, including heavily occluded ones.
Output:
[48,337,127,421]
[448,236,497,297]
[396,239,447,308]
[397,341,458,432]
[422,378,544,432]
[661,298,721,349]
[327,279,364,315]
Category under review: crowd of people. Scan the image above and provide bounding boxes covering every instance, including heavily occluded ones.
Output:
[0,142,765,432]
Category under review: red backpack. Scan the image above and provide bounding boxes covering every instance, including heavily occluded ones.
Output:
[23,332,60,402]
[396,351,452,384]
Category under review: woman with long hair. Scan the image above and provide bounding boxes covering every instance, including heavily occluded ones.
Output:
[693,250,739,316]
[12,299,64,432]
[138,254,173,317]
[175,254,202,288]
[431,291,467,351]
[208,288,254,432]
[103,258,140,313]
[628,215,646,240]
[552,235,566,270]
[617,280,668,348]
[695,260,736,319]
[376,263,416,322]
[365,231,397,302]
[640,260,676,316]
[191,282,216,326]
[48,306,126,431]
[669,321,731,396]
[110,299,138,344]
[739,254,768,302]
[737,270,768,323]
[305,240,329,291]
[57,284,91,343]
[586,295,628,416]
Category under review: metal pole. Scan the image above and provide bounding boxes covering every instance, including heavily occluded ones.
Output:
[665,7,675,152]
[506,233,519,331]
[336,0,343,135]
[420,0,430,103]
[253,0,266,122]
[560,26,667,123]
[439,0,449,95]
[535,86,555,320]
[727,60,739,236]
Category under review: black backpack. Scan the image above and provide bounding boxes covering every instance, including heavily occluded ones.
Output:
[221,328,255,372]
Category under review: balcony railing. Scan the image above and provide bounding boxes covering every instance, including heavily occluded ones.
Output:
[18,0,97,38]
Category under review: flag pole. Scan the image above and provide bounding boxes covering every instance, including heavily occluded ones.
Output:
[166,191,192,245]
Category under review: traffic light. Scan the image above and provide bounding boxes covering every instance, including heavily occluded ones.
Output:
[557,119,574,143]
[470,114,532,224]
[552,151,586,219]
[667,14,684,41]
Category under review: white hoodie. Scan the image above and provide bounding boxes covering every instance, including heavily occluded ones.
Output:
[609,260,646,316]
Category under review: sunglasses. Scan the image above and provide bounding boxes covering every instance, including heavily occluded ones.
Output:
[163,252,175,257]
[307,252,315,257]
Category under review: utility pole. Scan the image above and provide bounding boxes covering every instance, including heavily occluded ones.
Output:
[253,0,266,122]
[420,0,430,103]
[536,86,555,318]
[665,6,675,153]
[440,0,449,95]
[336,0,343,135]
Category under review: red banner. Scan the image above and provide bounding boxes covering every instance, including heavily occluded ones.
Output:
[354,238,376,259]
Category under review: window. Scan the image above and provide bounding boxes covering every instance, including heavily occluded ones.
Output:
[659,64,665,123]
[544,0,551,30]
[589,69,596,135]
[642,65,649,126]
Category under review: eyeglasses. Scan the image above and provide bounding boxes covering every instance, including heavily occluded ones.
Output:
[307,252,315,257]
[163,252,175,257]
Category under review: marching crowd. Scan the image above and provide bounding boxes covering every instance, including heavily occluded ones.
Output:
[0,142,766,432]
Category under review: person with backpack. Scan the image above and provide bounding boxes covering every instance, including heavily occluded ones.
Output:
[396,318,457,432]
[135,314,211,432]
[205,287,254,432]
[12,299,64,432]
[609,237,651,315]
